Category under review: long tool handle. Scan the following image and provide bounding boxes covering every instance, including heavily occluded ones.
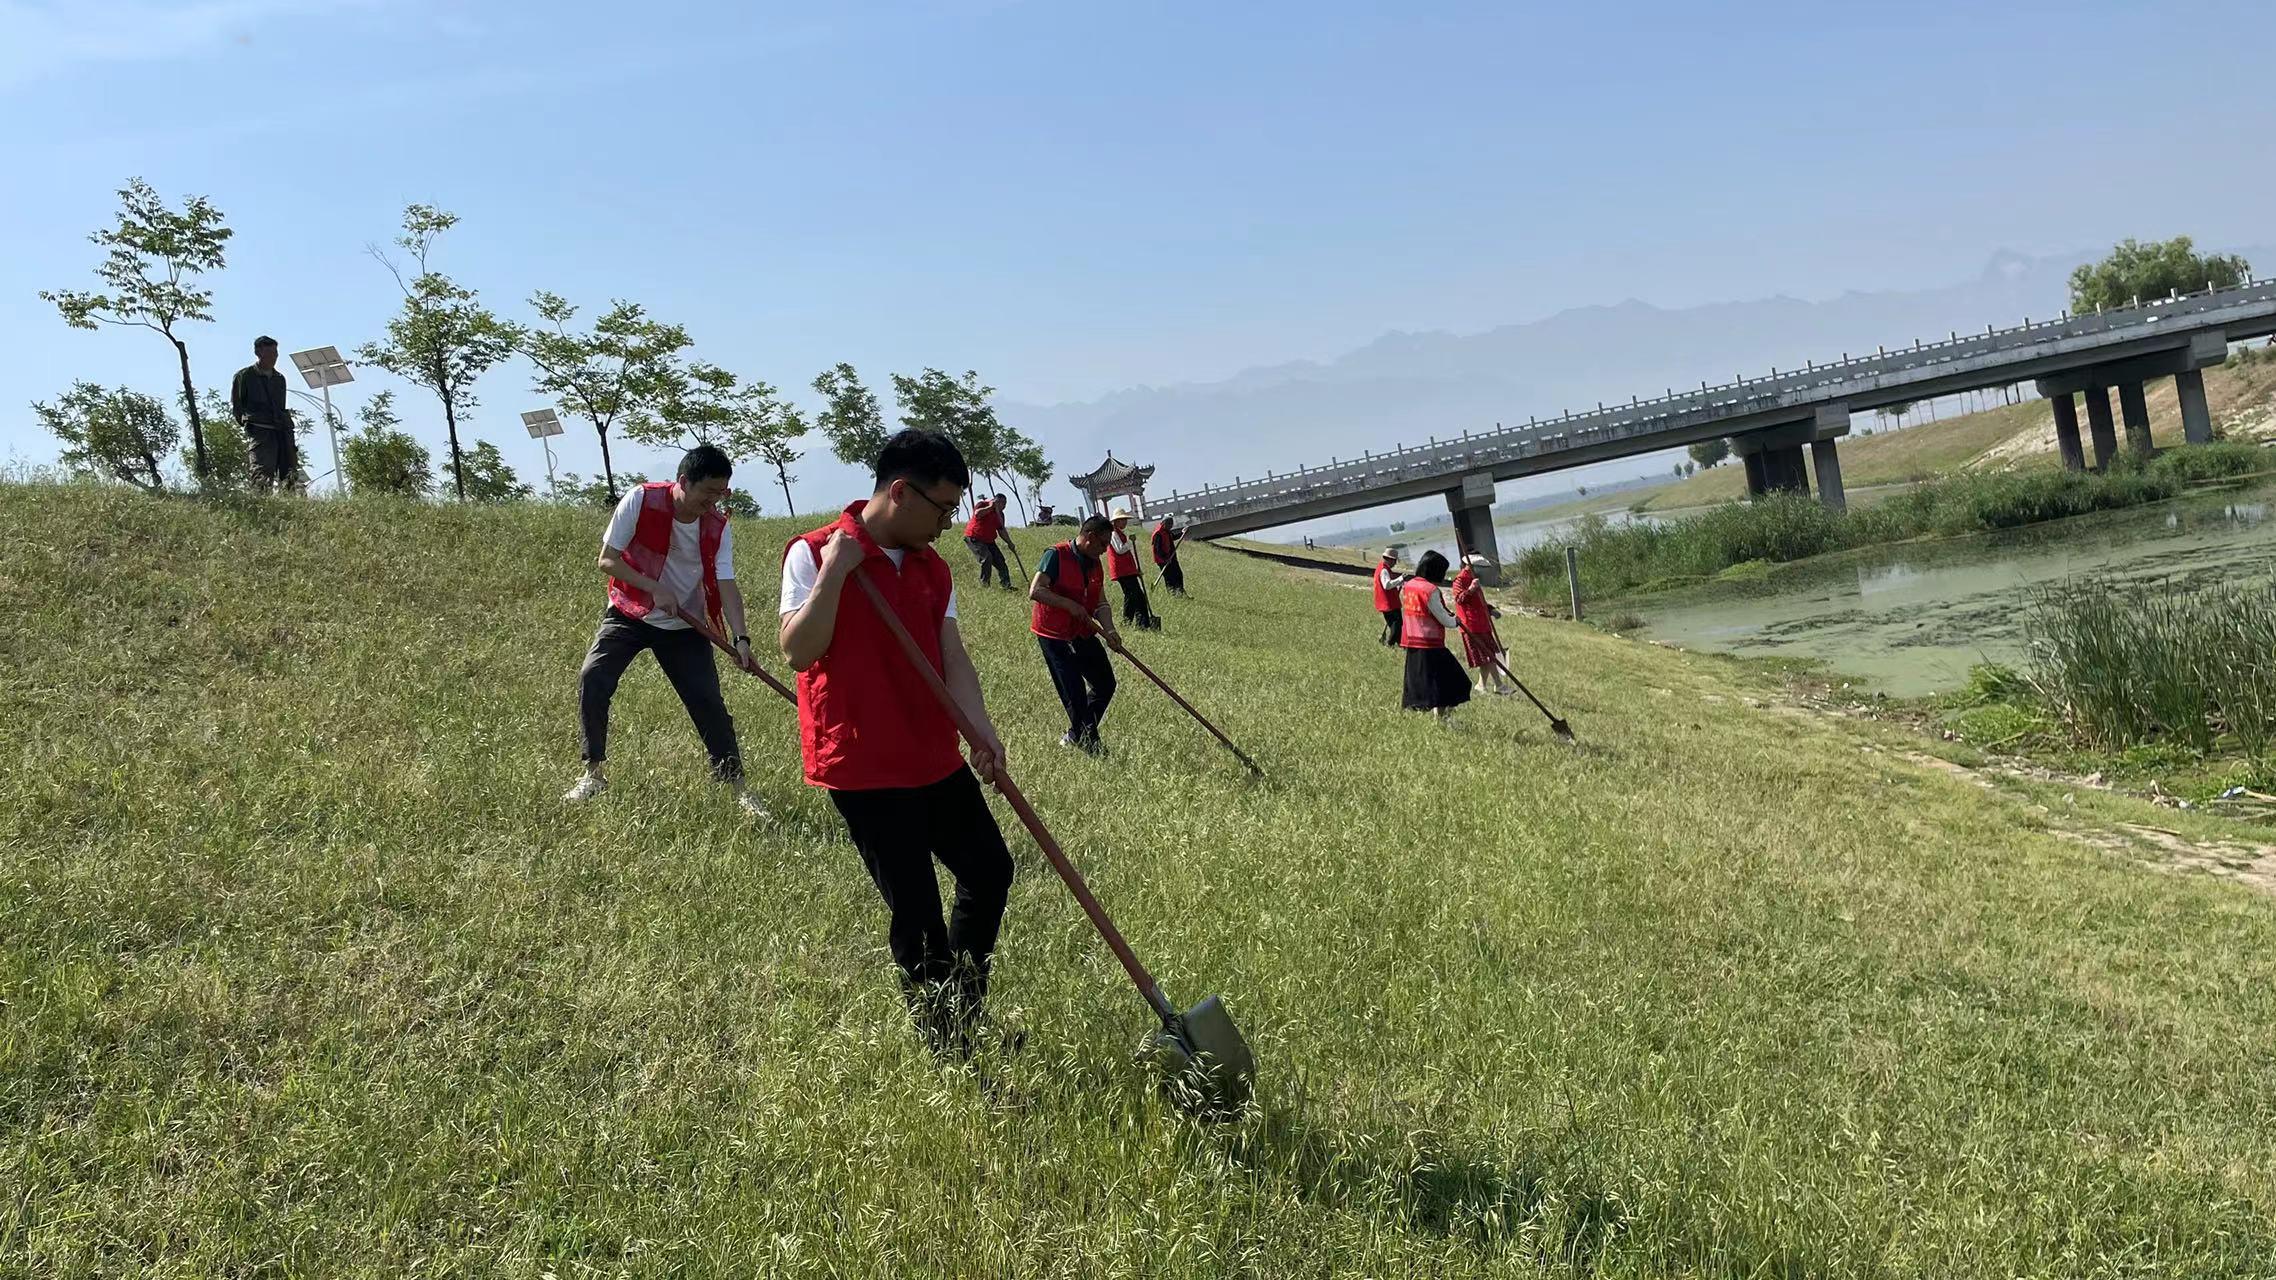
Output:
[1112,644,1263,776]
[670,607,796,703]
[1458,621,1572,737]
[849,570,1178,1023]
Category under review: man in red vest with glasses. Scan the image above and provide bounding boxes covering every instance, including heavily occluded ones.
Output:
[567,445,768,819]
[1030,514,1124,754]
[779,429,1017,1056]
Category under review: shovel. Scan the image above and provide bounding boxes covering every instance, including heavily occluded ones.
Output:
[849,570,1255,1116]
[1107,635,1263,777]
[1458,622,1574,742]
[668,606,796,704]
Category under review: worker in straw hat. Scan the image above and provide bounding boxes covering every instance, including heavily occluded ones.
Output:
[1106,508,1161,632]
[1371,548,1406,646]
[1450,553,1512,696]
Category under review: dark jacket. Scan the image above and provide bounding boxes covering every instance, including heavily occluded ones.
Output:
[231,363,292,430]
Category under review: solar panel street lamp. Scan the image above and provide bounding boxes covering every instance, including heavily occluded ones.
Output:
[522,409,564,498]
[288,346,354,494]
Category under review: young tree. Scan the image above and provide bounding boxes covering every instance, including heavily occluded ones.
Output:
[192,388,256,492]
[41,179,232,480]
[33,383,178,492]
[557,470,650,508]
[341,390,432,497]
[812,363,888,468]
[629,361,808,514]
[456,440,530,503]
[892,368,1004,481]
[1884,400,1912,430]
[358,205,515,501]
[517,293,690,503]
[1005,428,1052,520]
[2070,236,2250,313]
[1687,437,1731,469]
[757,431,803,517]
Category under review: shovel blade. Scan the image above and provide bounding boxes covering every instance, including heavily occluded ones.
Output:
[1144,994,1255,1118]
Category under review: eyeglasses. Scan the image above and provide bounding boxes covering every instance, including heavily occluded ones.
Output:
[905,483,961,519]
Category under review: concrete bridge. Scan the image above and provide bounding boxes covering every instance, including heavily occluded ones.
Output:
[1155,279,2276,582]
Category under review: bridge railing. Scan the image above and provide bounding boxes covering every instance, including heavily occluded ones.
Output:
[1159,276,2274,520]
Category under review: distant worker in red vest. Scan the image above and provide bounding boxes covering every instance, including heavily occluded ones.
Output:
[1151,514,1188,596]
[778,429,1017,1057]
[1372,548,1406,646]
[567,445,768,817]
[961,493,1016,589]
[1031,514,1124,754]
[1106,508,1161,632]
[1451,553,1512,696]
[1399,550,1472,722]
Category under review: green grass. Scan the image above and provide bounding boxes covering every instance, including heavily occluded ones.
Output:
[1517,443,2275,605]
[7,484,2276,1276]
[2024,578,2276,757]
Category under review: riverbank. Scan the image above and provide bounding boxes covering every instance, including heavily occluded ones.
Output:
[9,481,2276,1275]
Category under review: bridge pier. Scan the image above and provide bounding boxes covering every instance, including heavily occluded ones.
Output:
[2048,392,2086,471]
[2176,368,2214,444]
[2083,386,2118,471]
[1446,472,1502,585]
[2119,381,2154,457]
[1810,438,1846,511]
[1742,450,1767,497]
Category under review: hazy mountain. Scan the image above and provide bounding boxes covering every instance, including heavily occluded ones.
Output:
[1008,245,2276,515]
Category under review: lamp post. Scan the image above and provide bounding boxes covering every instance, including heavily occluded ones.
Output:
[521,409,564,498]
[288,346,353,494]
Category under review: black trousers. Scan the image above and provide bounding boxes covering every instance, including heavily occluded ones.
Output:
[1038,634,1116,744]
[1115,574,1154,625]
[578,607,742,781]
[1160,556,1185,594]
[966,537,1013,587]
[1381,609,1403,647]
[829,766,1015,1007]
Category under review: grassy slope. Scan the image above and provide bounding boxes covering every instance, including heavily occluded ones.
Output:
[6,485,2276,1278]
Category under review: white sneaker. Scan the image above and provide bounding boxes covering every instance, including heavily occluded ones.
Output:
[562,774,608,803]
[733,788,771,821]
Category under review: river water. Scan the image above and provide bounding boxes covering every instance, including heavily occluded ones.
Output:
[1618,481,2276,697]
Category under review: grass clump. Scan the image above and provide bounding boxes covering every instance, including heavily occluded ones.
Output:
[2024,575,2276,756]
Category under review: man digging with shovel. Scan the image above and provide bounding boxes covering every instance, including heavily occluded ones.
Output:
[779,429,1022,1058]
[566,445,771,819]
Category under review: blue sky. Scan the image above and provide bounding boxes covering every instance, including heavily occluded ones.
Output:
[4,0,2271,505]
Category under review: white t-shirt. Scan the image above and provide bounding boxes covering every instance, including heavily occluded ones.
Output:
[603,487,736,631]
[780,542,958,619]
[1426,587,1458,629]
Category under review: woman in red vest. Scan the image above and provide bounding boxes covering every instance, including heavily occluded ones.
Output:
[1151,515,1188,596]
[1399,550,1472,721]
[778,429,1017,1057]
[1106,508,1160,632]
[1372,548,1405,646]
[568,445,767,818]
[1450,553,1512,696]
[1030,514,1125,753]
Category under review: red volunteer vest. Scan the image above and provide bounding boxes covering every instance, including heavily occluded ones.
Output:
[962,505,1002,542]
[1372,561,1398,611]
[1450,569,1495,635]
[789,503,965,791]
[1107,530,1140,581]
[1151,522,1177,565]
[1031,542,1106,640]
[606,481,726,631]
[1399,578,1447,649]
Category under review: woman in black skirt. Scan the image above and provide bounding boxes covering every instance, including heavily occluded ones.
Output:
[1397,550,1472,722]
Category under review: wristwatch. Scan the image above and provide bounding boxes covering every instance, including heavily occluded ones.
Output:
[733,634,750,646]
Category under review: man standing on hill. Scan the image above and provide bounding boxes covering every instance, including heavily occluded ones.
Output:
[1106,508,1160,632]
[1372,548,1405,646]
[962,494,1015,589]
[1032,514,1123,754]
[1151,514,1188,596]
[566,445,769,820]
[231,335,298,493]
[779,429,1017,1057]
